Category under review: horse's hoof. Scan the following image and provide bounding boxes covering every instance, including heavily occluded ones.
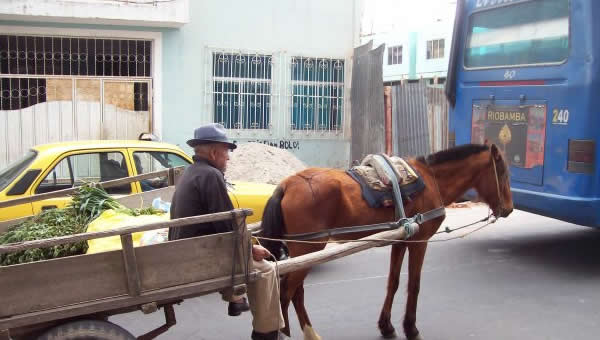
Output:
[407,333,424,340]
[303,325,322,340]
[381,330,397,338]
[378,318,396,338]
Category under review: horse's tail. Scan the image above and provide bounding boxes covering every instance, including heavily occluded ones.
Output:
[260,184,288,260]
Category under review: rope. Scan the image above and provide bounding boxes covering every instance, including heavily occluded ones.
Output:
[253,214,498,245]
[435,214,491,234]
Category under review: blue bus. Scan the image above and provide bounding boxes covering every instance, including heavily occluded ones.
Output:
[446,0,600,227]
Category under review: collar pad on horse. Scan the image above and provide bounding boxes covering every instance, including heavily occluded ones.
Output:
[353,154,420,192]
[364,154,445,225]
[372,154,409,219]
[346,154,426,210]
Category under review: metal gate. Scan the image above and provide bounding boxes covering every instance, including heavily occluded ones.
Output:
[0,34,153,169]
[0,78,152,169]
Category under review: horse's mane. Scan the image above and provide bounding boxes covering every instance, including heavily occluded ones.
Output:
[417,144,489,166]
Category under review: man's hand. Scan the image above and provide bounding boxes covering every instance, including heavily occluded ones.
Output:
[252,245,272,261]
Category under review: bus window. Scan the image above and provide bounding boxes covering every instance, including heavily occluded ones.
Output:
[465,0,569,69]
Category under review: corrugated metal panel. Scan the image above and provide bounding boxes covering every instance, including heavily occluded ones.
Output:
[392,81,429,157]
[350,41,385,164]
[426,84,449,153]
[391,81,449,157]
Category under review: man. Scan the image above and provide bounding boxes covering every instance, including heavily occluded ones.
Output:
[168,123,285,340]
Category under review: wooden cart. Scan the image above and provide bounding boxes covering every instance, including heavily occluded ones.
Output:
[0,169,258,340]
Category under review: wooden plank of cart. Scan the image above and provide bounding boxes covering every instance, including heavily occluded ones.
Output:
[0,168,412,340]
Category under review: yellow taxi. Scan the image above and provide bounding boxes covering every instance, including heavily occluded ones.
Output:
[0,138,275,224]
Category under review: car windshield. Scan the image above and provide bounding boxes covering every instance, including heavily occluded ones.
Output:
[0,150,38,192]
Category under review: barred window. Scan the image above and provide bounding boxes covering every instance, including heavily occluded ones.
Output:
[291,57,344,131]
[212,53,272,129]
[0,77,148,111]
[388,45,402,65]
[426,39,445,60]
[0,35,152,77]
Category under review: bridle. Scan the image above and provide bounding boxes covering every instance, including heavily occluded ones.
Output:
[433,150,505,235]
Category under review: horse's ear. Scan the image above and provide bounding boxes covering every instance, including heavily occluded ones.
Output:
[490,144,502,161]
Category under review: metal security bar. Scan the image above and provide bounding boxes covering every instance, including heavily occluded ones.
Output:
[205,49,348,140]
[212,52,271,130]
[287,56,345,138]
[205,48,286,139]
[0,35,152,77]
[0,77,149,111]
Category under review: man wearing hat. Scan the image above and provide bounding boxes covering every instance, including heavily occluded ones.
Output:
[168,123,285,340]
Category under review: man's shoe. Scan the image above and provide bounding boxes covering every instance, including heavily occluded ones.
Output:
[228,297,250,316]
[251,330,283,340]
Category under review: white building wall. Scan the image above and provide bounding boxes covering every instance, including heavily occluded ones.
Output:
[368,31,411,82]
[161,0,364,168]
[360,0,456,82]
[0,0,364,168]
[415,20,455,80]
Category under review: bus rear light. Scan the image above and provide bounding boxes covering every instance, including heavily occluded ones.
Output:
[568,140,595,174]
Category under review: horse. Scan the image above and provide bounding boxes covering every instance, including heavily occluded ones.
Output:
[259,143,513,340]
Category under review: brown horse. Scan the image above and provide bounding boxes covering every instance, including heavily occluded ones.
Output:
[260,143,513,340]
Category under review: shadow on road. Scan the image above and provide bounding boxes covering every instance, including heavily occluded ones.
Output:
[471,226,600,278]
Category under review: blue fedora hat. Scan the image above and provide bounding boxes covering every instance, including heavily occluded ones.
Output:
[186,123,237,150]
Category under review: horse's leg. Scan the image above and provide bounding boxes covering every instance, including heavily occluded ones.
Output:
[403,243,428,340]
[289,271,322,340]
[378,243,408,338]
[279,275,292,337]
[284,242,325,340]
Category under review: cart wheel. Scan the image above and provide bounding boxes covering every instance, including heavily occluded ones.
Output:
[36,320,135,340]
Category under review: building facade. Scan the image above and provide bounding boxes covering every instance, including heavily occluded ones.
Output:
[0,0,363,169]
[361,0,456,85]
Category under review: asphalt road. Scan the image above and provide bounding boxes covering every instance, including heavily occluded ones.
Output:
[112,206,600,339]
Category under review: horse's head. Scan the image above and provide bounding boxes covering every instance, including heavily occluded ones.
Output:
[474,144,513,218]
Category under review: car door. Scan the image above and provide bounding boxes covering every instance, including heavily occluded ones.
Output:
[31,150,134,215]
[128,148,191,193]
[0,150,40,222]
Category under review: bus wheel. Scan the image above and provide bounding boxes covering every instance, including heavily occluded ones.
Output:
[36,320,135,340]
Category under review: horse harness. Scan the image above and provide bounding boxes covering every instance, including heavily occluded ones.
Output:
[283,154,446,241]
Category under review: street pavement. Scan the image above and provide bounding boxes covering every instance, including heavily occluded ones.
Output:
[112,206,600,339]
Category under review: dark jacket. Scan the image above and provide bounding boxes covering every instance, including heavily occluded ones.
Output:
[168,156,234,240]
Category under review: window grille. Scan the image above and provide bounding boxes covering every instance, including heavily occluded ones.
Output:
[0,77,148,111]
[0,35,152,77]
[290,57,344,132]
[0,77,46,111]
[212,52,272,130]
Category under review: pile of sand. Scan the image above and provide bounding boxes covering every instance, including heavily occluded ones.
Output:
[225,142,307,185]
